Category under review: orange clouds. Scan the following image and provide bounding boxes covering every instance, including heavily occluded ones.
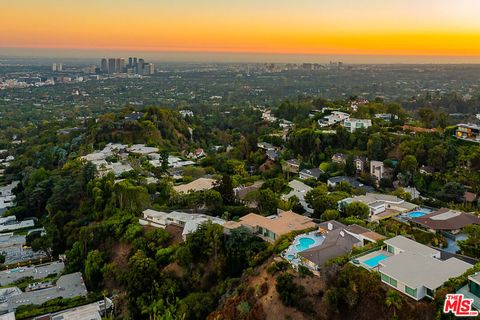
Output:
[1,0,480,57]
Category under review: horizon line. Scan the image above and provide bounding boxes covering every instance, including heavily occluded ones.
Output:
[3,46,480,64]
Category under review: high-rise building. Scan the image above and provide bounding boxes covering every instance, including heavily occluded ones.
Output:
[108,58,116,74]
[52,63,63,72]
[128,57,133,68]
[145,63,155,75]
[137,58,145,75]
[101,59,108,73]
[133,57,138,65]
[115,58,125,73]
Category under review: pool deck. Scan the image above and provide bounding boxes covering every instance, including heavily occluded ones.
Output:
[283,231,325,266]
[396,207,435,223]
[352,249,393,270]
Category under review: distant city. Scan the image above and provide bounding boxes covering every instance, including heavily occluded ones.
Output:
[0,57,156,90]
[100,57,155,75]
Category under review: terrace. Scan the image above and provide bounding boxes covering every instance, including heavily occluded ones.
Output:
[352,249,393,270]
[397,207,434,223]
[352,236,472,301]
[282,231,325,267]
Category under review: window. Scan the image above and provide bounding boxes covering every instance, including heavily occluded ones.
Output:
[387,245,394,254]
[469,280,480,298]
[390,278,397,287]
[380,273,397,288]
[405,286,417,298]
[426,288,435,298]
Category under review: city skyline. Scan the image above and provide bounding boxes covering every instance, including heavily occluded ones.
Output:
[1,0,480,63]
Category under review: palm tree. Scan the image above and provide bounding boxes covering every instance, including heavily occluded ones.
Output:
[385,289,402,318]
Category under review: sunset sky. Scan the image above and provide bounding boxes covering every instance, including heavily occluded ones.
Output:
[2,0,480,61]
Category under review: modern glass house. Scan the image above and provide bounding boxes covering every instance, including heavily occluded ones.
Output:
[457,273,480,310]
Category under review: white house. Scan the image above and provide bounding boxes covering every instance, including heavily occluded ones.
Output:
[379,236,471,300]
[139,209,226,240]
[0,181,19,213]
[0,216,35,232]
[370,160,385,182]
[342,119,372,132]
[282,180,313,214]
[338,193,417,218]
[318,111,350,127]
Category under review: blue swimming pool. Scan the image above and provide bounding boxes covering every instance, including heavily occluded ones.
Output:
[364,254,389,268]
[296,237,315,251]
[409,211,426,218]
[407,207,433,219]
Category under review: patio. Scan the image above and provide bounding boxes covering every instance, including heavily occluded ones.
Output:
[282,231,325,267]
[351,249,393,270]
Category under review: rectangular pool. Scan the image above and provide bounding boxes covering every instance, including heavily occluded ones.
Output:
[364,254,389,268]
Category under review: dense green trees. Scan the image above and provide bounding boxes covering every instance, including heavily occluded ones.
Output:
[275,273,312,314]
[305,185,349,219]
[113,180,149,213]
[345,202,370,219]
[385,289,402,318]
[245,189,278,216]
[3,97,480,320]
[215,174,235,205]
[85,250,105,289]
[458,225,480,257]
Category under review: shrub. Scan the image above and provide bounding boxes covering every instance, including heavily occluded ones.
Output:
[298,265,314,278]
[275,273,313,314]
[266,260,290,275]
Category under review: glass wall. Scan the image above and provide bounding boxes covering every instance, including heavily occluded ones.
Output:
[469,280,480,298]
[405,285,417,298]
[381,273,397,288]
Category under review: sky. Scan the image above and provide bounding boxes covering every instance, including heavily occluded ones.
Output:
[2,0,480,63]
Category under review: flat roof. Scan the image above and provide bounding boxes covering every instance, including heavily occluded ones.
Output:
[0,312,15,320]
[342,193,417,211]
[380,252,471,289]
[288,180,312,192]
[384,235,438,257]
[173,178,216,193]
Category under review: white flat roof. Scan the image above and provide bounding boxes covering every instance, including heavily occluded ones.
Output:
[380,252,471,289]
[384,235,438,257]
[430,210,462,220]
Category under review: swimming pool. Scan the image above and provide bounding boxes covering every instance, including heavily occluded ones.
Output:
[408,207,433,219]
[408,211,427,218]
[287,254,295,260]
[296,237,315,251]
[363,254,389,268]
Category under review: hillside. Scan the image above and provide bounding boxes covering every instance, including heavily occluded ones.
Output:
[210,258,436,320]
